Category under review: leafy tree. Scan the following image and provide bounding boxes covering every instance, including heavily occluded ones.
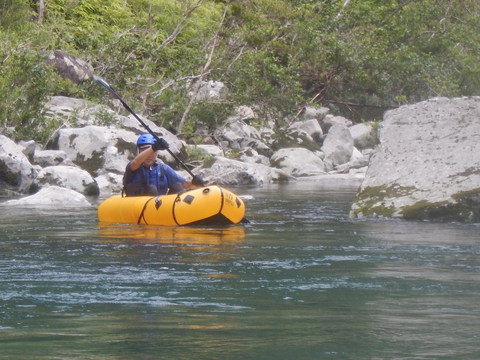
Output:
[0,41,58,140]
[0,0,479,141]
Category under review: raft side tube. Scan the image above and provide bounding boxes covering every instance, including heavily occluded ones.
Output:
[139,194,177,226]
[98,195,152,224]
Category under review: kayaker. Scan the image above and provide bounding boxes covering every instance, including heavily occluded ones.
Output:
[123,133,202,196]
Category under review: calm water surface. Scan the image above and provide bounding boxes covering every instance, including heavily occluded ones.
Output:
[0,182,479,359]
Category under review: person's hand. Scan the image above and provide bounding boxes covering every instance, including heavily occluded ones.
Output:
[152,138,169,151]
[191,175,205,187]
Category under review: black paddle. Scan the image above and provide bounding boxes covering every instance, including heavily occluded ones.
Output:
[93,75,204,185]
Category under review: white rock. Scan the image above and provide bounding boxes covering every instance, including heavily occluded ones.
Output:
[2,186,91,207]
[34,165,99,195]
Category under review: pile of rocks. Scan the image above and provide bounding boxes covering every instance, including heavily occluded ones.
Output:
[0,95,374,206]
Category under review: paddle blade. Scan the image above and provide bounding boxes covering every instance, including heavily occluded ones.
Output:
[93,75,111,90]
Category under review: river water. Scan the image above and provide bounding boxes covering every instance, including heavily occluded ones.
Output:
[0,181,479,359]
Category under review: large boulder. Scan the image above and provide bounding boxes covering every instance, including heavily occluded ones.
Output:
[238,148,270,166]
[44,96,114,126]
[0,135,38,194]
[49,126,139,176]
[351,97,480,222]
[50,125,117,176]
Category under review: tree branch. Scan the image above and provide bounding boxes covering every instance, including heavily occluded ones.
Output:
[161,0,204,47]
[335,0,351,20]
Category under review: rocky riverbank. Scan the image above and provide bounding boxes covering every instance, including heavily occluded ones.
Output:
[1,91,479,223]
[0,95,372,206]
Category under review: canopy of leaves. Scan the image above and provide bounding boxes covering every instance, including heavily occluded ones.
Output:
[1,0,478,142]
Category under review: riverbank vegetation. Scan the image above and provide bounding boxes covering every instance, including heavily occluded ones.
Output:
[1,0,478,142]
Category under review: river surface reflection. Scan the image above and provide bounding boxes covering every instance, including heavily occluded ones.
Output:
[0,181,479,359]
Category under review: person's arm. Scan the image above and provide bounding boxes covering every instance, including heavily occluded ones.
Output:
[130,146,155,171]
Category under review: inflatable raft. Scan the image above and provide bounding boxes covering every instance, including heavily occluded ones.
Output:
[98,185,246,226]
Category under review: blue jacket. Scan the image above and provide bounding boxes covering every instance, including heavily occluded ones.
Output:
[123,162,186,196]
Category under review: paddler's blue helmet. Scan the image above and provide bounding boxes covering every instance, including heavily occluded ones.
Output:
[136,133,155,148]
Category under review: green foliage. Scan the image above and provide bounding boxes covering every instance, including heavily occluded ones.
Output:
[94,110,118,126]
[0,40,56,141]
[184,145,214,168]
[220,49,303,121]
[0,0,478,141]
[187,101,234,133]
[0,0,34,32]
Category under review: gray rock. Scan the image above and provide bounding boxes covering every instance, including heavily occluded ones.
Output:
[45,96,115,126]
[301,106,330,121]
[196,156,291,186]
[239,148,270,166]
[234,105,255,121]
[349,122,377,150]
[0,135,38,194]
[95,173,124,195]
[287,119,324,148]
[322,124,354,170]
[189,144,224,157]
[45,50,93,83]
[33,165,99,196]
[271,148,326,177]
[321,114,352,132]
[50,126,143,176]
[33,149,74,167]
[214,118,272,157]
[190,80,228,101]
[335,150,370,173]
[2,186,91,207]
[351,97,480,222]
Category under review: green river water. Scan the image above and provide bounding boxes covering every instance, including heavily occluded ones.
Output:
[0,181,479,359]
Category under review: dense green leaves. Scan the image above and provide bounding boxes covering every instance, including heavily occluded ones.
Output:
[0,41,58,141]
[1,0,479,142]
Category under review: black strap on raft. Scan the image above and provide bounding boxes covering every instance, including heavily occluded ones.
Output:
[137,197,155,225]
[171,194,182,226]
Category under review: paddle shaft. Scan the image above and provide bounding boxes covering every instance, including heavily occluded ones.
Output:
[93,75,195,178]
